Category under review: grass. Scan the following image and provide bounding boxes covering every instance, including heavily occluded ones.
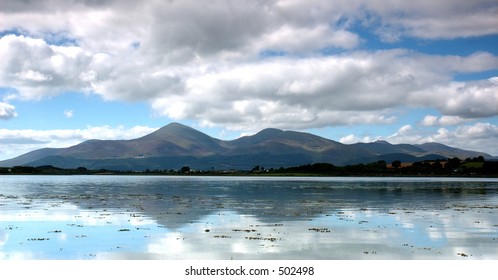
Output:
[460,162,484,169]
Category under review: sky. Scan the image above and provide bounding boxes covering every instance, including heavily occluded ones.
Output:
[1,0,498,161]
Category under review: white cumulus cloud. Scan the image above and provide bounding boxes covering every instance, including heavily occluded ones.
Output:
[421,115,469,126]
[411,77,498,118]
[0,101,17,119]
[0,1,497,131]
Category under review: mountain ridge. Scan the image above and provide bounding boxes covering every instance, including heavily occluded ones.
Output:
[0,123,492,170]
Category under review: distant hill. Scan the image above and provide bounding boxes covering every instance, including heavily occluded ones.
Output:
[415,142,488,159]
[351,140,426,156]
[0,123,492,171]
[348,140,488,164]
[344,153,449,165]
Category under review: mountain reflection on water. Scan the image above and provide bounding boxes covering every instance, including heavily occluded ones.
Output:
[1,175,497,259]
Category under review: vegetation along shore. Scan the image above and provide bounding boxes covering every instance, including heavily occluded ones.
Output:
[2,156,497,177]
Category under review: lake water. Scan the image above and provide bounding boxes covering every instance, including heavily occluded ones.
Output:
[1,175,497,260]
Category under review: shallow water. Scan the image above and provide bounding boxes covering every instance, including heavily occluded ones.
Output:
[1,175,497,259]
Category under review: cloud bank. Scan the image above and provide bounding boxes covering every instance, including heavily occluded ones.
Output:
[1,0,497,157]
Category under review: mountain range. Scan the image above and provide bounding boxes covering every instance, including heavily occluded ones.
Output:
[0,123,492,171]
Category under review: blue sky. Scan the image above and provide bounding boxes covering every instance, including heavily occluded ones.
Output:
[1,0,498,160]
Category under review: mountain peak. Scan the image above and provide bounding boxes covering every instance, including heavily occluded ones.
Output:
[255,128,284,137]
[144,122,201,138]
[136,122,226,155]
[165,122,190,128]
[159,122,195,132]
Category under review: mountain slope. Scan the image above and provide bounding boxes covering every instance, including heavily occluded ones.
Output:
[0,148,60,167]
[351,140,426,156]
[133,122,229,156]
[0,123,492,170]
[1,123,226,164]
[225,128,376,165]
[352,140,490,160]
[416,142,488,159]
[228,128,350,154]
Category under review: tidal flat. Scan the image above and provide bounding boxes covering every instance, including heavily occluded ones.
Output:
[1,175,497,259]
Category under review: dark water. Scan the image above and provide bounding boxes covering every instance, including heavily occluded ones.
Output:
[1,175,497,259]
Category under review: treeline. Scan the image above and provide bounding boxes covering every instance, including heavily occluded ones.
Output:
[266,157,498,176]
[1,157,497,176]
[0,165,210,175]
[1,165,96,175]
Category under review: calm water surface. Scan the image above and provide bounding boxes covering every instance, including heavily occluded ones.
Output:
[1,175,497,259]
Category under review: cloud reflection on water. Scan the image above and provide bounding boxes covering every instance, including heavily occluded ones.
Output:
[1,176,497,259]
